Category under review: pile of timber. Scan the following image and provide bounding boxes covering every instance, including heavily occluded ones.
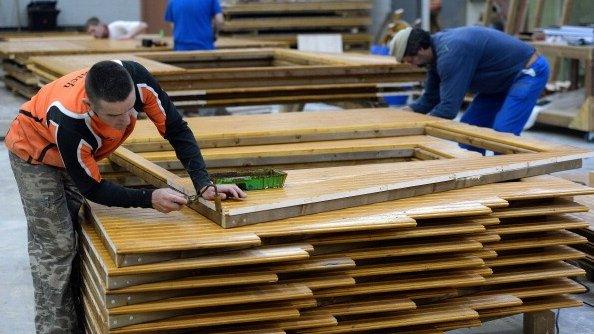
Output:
[0,37,168,98]
[0,30,86,41]
[0,37,287,99]
[27,49,423,108]
[80,109,593,333]
[569,195,594,281]
[220,0,372,50]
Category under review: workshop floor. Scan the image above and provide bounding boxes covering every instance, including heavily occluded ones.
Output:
[0,78,593,334]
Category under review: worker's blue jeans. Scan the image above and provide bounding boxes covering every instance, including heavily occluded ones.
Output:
[460,55,549,154]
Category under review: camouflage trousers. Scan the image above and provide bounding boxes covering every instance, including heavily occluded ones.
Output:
[9,152,84,333]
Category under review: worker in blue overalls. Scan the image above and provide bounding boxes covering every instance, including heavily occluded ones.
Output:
[165,0,224,51]
[389,26,549,154]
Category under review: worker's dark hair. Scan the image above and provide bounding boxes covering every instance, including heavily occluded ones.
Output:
[85,61,133,105]
[85,17,101,29]
[404,28,432,57]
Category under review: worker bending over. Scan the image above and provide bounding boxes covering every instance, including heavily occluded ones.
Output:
[86,17,148,40]
[390,26,549,154]
[5,60,245,333]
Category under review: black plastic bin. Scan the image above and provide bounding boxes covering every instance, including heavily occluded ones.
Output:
[27,1,60,31]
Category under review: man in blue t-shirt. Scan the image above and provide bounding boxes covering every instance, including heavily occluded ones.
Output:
[389,26,549,154]
[165,0,224,51]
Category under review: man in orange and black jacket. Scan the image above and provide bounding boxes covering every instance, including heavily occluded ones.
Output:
[5,60,245,333]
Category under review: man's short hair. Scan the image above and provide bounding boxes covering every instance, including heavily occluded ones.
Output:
[404,28,432,57]
[85,61,133,105]
[85,17,101,30]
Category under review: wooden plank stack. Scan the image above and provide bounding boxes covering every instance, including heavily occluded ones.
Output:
[81,175,593,333]
[0,37,287,99]
[221,0,373,50]
[79,109,593,333]
[568,195,594,281]
[26,50,424,107]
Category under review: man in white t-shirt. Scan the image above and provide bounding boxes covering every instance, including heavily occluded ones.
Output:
[86,17,148,40]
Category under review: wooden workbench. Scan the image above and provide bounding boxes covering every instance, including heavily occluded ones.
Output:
[25,49,424,107]
[71,106,594,333]
[220,0,372,50]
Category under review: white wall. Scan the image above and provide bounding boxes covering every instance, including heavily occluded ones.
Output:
[371,0,392,42]
[0,0,141,28]
[466,0,486,27]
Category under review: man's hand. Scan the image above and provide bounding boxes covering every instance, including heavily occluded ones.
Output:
[152,188,188,213]
[200,184,247,201]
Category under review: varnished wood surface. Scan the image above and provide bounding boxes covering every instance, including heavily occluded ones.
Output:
[97,135,481,173]
[199,153,586,227]
[81,107,594,332]
[296,305,478,334]
[483,262,585,285]
[102,109,591,227]
[121,108,567,152]
[89,175,593,261]
[474,278,587,299]
[0,37,286,60]
[486,246,585,267]
[28,48,422,84]
[478,295,582,319]
[121,109,467,150]
[223,1,371,13]
[81,222,311,277]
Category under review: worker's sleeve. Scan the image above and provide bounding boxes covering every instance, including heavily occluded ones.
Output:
[212,0,222,15]
[55,125,153,208]
[428,50,478,120]
[164,2,173,22]
[409,66,440,114]
[129,61,212,192]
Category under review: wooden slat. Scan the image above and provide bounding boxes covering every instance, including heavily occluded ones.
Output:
[106,270,277,294]
[126,108,434,151]
[315,272,485,298]
[478,295,582,319]
[483,262,585,285]
[307,222,486,246]
[276,311,337,331]
[191,149,585,227]
[346,254,485,277]
[435,294,523,310]
[335,238,483,260]
[295,306,478,334]
[98,135,480,172]
[221,17,371,32]
[491,199,589,219]
[280,274,355,290]
[109,147,196,198]
[473,278,587,299]
[485,230,587,251]
[80,221,310,281]
[108,283,312,315]
[489,215,588,235]
[110,303,301,333]
[263,256,355,274]
[223,2,372,14]
[317,297,416,316]
[485,246,585,267]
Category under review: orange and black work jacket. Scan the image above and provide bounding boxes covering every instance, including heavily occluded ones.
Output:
[5,60,210,208]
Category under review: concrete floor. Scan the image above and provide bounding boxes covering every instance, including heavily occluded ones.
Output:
[1,78,594,333]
